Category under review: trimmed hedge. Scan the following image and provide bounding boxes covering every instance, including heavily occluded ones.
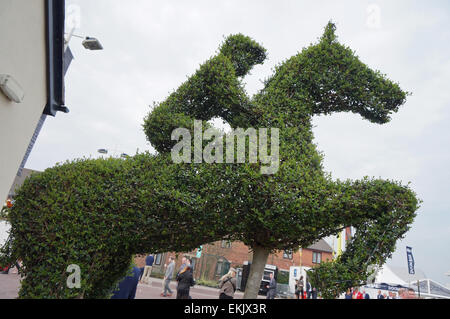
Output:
[1,23,419,299]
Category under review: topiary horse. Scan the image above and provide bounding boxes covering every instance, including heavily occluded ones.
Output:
[1,23,419,299]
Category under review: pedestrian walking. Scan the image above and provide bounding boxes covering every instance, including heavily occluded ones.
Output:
[161,257,175,297]
[140,254,154,284]
[295,276,304,299]
[218,268,237,299]
[176,265,195,299]
[306,279,312,299]
[266,273,277,299]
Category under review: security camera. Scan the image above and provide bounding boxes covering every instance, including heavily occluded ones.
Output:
[0,74,25,103]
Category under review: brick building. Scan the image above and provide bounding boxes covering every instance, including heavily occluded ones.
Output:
[135,239,333,281]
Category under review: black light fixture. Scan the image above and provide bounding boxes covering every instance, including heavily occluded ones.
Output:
[82,37,103,51]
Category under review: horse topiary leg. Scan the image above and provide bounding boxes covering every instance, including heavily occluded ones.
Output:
[308,178,419,298]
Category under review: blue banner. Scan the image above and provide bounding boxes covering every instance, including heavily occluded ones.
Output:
[406,246,415,275]
[365,283,408,292]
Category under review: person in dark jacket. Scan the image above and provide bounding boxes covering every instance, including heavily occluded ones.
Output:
[140,254,154,284]
[345,288,353,299]
[294,280,300,299]
[111,266,141,299]
[312,287,318,299]
[306,280,312,299]
[266,273,277,299]
[377,290,384,299]
[146,254,155,266]
[176,265,194,299]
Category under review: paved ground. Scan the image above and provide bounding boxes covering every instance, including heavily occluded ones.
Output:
[0,272,265,299]
[0,273,20,299]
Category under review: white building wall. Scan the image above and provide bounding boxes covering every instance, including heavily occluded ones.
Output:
[0,0,47,202]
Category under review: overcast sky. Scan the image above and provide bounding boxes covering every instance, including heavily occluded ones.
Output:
[25,0,450,286]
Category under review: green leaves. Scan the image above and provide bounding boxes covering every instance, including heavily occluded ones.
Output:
[321,22,338,44]
[307,179,420,298]
[219,33,267,77]
[254,21,408,126]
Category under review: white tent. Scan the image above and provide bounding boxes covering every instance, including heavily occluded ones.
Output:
[0,220,10,247]
[375,265,426,285]
[362,265,450,299]
[410,279,450,299]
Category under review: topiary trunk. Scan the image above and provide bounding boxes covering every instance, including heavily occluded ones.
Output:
[243,245,270,299]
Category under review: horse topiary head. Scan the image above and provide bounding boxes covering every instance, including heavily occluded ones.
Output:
[254,22,408,128]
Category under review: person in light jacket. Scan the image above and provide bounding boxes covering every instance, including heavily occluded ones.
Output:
[218,268,237,299]
[161,256,175,297]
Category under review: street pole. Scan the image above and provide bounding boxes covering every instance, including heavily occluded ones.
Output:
[299,248,303,267]
[199,245,205,280]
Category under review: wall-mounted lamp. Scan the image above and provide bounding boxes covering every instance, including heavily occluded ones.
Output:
[82,37,103,51]
[0,74,25,103]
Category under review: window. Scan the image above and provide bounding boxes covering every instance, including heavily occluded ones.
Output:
[283,250,293,260]
[155,253,162,265]
[216,260,230,276]
[312,252,322,264]
[216,261,223,275]
[263,270,272,281]
[221,240,232,248]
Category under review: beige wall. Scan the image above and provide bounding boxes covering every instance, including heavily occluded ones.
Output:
[0,0,48,203]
